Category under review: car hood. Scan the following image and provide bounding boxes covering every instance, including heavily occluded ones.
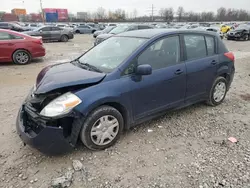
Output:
[35,62,106,94]
[97,33,114,39]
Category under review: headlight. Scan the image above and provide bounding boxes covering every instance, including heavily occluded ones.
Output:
[40,92,82,117]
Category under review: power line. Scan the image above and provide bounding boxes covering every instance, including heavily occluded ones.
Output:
[146,4,157,21]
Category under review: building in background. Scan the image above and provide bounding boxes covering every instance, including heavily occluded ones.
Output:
[11,8,27,16]
[2,13,18,21]
[29,13,43,22]
[77,12,88,20]
[43,8,68,22]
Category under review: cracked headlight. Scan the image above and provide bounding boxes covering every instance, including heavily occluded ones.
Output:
[40,92,82,117]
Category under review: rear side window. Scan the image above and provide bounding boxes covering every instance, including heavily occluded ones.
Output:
[52,27,61,31]
[138,25,152,30]
[0,32,11,40]
[40,27,51,31]
[0,23,8,27]
[184,35,206,60]
[205,36,215,56]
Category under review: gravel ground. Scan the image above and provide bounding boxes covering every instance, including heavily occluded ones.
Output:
[0,35,249,188]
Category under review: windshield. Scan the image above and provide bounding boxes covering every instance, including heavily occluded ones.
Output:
[103,26,115,33]
[109,25,130,34]
[78,36,147,73]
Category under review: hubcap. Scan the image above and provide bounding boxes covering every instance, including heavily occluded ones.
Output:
[16,52,29,64]
[213,81,226,102]
[90,115,119,146]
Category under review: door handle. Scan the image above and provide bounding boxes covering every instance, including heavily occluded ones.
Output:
[175,69,183,75]
[211,60,217,65]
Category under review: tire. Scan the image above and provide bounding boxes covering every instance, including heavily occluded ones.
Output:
[12,50,31,65]
[75,30,80,34]
[92,30,96,34]
[206,77,228,106]
[60,35,69,42]
[79,106,124,150]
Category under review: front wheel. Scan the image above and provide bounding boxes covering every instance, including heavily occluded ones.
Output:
[79,106,124,150]
[244,35,249,41]
[207,77,228,106]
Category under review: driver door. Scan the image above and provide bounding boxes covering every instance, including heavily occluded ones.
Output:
[122,35,186,120]
[39,27,52,40]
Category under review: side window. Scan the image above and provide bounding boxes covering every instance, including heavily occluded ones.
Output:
[205,36,215,56]
[138,36,180,70]
[52,27,61,31]
[0,32,11,40]
[138,25,151,30]
[40,27,51,32]
[184,35,206,60]
[127,26,138,31]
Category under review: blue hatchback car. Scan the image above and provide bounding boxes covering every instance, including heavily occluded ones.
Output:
[16,29,235,154]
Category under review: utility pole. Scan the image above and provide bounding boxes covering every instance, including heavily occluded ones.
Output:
[151,4,154,21]
[146,4,157,21]
[39,0,45,23]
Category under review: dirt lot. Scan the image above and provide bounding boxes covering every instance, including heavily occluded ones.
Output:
[0,35,249,188]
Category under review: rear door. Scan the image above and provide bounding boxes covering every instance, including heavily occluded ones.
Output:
[51,27,62,40]
[39,27,52,40]
[0,32,16,62]
[183,34,219,103]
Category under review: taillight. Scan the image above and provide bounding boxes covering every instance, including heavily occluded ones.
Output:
[32,39,43,45]
[224,52,235,62]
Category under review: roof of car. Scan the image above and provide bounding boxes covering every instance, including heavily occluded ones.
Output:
[117,29,218,39]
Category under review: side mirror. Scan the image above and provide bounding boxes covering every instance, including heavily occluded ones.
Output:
[135,64,152,76]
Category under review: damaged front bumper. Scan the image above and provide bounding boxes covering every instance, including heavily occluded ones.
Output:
[16,102,83,155]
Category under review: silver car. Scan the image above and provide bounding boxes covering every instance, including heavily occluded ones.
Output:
[93,26,116,38]
[23,26,74,42]
[74,25,97,34]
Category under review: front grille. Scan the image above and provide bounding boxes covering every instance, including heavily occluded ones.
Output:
[23,105,46,134]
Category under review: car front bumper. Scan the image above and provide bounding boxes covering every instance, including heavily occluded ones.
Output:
[16,101,83,155]
[227,35,241,39]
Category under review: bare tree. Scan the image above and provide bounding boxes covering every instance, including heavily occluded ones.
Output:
[132,9,138,19]
[177,6,184,22]
[217,7,227,21]
[96,7,106,20]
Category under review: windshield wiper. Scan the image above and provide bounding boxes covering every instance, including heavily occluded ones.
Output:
[71,59,103,73]
[81,62,103,73]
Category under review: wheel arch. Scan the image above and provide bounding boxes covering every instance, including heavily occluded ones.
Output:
[12,48,32,60]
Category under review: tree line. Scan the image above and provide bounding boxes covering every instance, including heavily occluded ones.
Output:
[159,7,250,22]
[78,6,250,22]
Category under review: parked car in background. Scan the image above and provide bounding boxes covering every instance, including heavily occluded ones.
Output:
[24,23,41,31]
[24,26,74,42]
[56,24,74,32]
[220,24,231,33]
[0,29,45,64]
[74,25,97,34]
[93,26,116,38]
[94,24,154,45]
[201,26,224,39]
[227,25,250,41]
[0,22,28,32]
[86,23,102,30]
[16,29,234,154]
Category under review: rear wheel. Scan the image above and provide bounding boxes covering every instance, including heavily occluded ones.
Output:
[60,35,69,42]
[79,106,124,150]
[244,35,249,41]
[12,50,31,65]
[75,30,80,34]
[207,77,228,106]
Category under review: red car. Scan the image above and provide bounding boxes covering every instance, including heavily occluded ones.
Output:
[0,29,45,64]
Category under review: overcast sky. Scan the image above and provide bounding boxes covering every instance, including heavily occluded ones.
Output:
[3,0,250,15]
